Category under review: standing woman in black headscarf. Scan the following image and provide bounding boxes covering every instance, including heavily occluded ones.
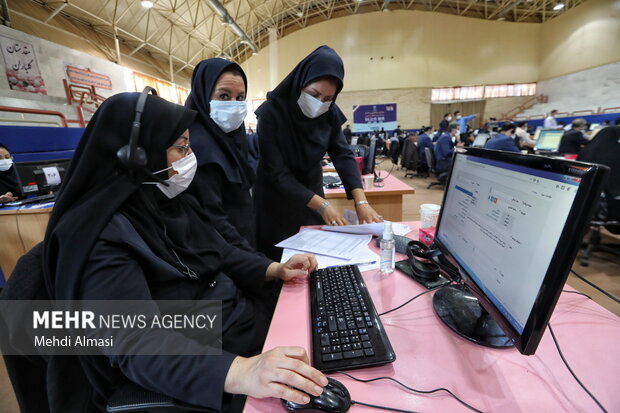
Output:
[38,91,324,411]
[185,59,257,251]
[0,144,20,203]
[255,45,382,259]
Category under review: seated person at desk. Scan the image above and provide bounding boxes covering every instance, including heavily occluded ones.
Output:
[434,124,458,172]
[254,46,382,260]
[0,144,20,203]
[484,123,520,153]
[558,118,589,155]
[515,121,536,149]
[417,126,433,166]
[37,92,326,411]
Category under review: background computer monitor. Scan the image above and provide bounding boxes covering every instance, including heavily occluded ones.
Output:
[362,138,377,176]
[14,159,70,196]
[433,148,607,355]
[534,129,564,152]
[471,132,489,147]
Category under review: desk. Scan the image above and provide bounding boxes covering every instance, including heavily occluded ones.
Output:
[324,175,414,222]
[0,202,53,277]
[244,222,620,412]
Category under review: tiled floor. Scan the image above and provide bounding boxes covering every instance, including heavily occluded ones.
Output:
[1,167,618,411]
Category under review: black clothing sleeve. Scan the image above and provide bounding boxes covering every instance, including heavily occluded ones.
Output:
[81,238,237,412]
[327,126,363,200]
[257,113,317,206]
[191,165,255,252]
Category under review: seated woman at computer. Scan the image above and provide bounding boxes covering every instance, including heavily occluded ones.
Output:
[185,58,258,251]
[0,143,20,203]
[484,123,520,153]
[254,45,382,260]
[40,92,326,411]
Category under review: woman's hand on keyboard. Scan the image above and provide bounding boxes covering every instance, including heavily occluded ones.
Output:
[224,346,328,404]
[266,254,318,282]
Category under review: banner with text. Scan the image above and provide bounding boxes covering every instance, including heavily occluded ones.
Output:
[66,64,112,90]
[0,35,47,94]
[352,103,397,133]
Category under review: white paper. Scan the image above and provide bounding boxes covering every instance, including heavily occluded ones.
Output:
[41,166,61,186]
[320,222,411,237]
[281,245,380,272]
[275,229,372,260]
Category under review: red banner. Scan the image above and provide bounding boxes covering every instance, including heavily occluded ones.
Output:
[66,65,112,90]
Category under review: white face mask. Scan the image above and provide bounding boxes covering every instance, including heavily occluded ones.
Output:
[446,116,453,121]
[209,100,247,133]
[297,92,331,119]
[456,115,462,120]
[0,158,13,172]
[144,152,197,199]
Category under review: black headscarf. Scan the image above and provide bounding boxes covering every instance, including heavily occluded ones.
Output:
[255,45,347,171]
[0,164,21,197]
[578,126,620,198]
[185,58,254,188]
[43,92,226,300]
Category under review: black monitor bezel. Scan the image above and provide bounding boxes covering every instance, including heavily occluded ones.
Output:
[434,148,607,355]
[14,159,71,196]
[362,138,377,176]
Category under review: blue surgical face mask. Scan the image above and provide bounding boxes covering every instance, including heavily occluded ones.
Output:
[209,100,247,133]
[297,92,331,119]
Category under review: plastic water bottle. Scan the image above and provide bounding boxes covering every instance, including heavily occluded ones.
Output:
[380,221,395,274]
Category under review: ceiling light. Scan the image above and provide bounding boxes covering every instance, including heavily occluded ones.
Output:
[141,0,154,8]
[553,2,565,10]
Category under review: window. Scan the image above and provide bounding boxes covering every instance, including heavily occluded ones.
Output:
[132,72,189,105]
[431,83,536,102]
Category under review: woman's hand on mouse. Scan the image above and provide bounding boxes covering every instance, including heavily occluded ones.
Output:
[266,254,318,282]
[224,347,328,404]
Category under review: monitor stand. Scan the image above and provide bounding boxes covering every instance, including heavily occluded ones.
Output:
[433,284,513,349]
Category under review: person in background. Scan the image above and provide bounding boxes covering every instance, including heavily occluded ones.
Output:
[394,124,402,138]
[558,118,590,155]
[417,126,433,168]
[438,113,452,136]
[544,109,562,129]
[434,124,458,173]
[484,123,520,153]
[454,111,478,142]
[37,92,324,412]
[0,143,20,203]
[185,59,258,252]
[342,124,353,144]
[614,117,620,126]
[254,46,382,260]
[514,121,536,149]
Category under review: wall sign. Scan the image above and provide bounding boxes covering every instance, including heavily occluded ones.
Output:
[66,64,112,90]
[0,35,47,95]
[352,103,397,133]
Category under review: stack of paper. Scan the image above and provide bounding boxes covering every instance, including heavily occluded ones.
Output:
[277,229,380,272]
[320,222,411,237]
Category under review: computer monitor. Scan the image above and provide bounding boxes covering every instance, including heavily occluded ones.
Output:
[589,123,599,131]
[432,148,607,355]
[534,129,564,153]
[362,138,377,176]
[471,133,489,147]
[14,159,70,196]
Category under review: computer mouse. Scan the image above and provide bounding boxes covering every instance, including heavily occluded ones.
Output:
[281,377,352,413]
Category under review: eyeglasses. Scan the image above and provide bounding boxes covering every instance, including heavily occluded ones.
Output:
[172,143,191,155]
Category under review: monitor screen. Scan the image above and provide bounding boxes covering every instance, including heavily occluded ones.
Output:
[14,159,70,196]
[534,129,564,152]
[362,138,377,176]
[433,148,607,354]
[471,133,489,147]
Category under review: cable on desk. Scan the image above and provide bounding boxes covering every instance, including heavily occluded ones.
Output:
[570,269,619,304]
[378,287,439,317]
[561,289,592,300]
[335,371,484,413]
[548,323,607,413]
[351,400,417,413]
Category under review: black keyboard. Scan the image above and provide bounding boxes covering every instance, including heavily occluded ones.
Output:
[309,265,396,372]
[2,193,55,207]
[322,175,341,187]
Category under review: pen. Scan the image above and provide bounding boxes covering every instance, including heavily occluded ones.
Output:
[355,261,376,266]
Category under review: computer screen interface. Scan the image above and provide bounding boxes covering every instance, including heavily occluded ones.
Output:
[434,149,606,354]
[471,133,489,147]
[534,129,564,152]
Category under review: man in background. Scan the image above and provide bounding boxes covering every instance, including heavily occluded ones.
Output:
[454,110,478,144]
[544,109,562,129]
[343,124,353,144]
[514,121,536,149]
[434,124,458,172]
[484,123,520,153]
[558,118,589,155]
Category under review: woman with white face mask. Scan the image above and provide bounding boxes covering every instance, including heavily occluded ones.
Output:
[254,46,382,260]
[185,59,258,252]
[0,143,19,203]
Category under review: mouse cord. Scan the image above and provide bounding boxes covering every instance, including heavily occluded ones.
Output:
[335,371,484,413]
[378,285,445,317]
[350,400,417,413]
[548,323,607,413]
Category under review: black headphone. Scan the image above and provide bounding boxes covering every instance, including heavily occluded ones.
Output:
[406,240,442,280]
[116,86,158,169]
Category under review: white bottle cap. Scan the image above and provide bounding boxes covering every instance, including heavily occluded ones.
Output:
[382,220,393,240]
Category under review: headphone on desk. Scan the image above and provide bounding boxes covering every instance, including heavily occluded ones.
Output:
[116,86,158,169]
